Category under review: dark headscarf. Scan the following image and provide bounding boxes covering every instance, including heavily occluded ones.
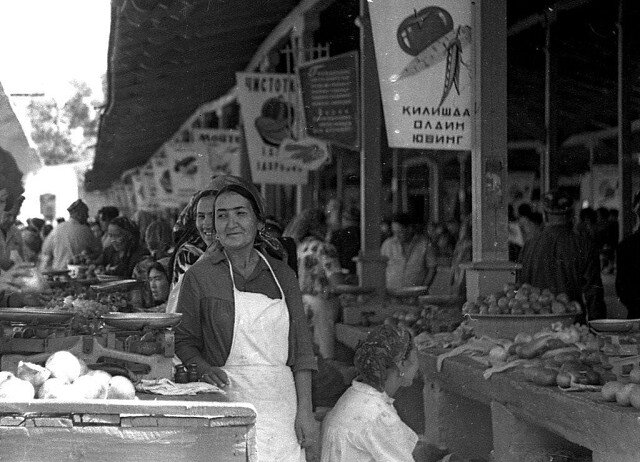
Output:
[354,325,414,392]
[211,175,286,261]
[109,216,140,247]
[168,175,248,283]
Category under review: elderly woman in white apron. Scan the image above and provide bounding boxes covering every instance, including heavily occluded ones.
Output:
[174,176,318,462]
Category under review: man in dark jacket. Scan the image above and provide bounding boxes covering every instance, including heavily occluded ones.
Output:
[518,190,606,322]
[616,192,640,318]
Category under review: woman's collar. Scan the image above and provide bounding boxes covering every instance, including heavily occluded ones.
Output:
[351,380,395,404]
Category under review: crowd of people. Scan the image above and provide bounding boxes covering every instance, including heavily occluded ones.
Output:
[5,156,635,459]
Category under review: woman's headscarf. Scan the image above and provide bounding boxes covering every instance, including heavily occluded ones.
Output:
[354,325,413,391]
[109,216,140,248]
[211,175,285,261]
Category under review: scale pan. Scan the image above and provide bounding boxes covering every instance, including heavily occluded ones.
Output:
[101,312,183,330]
[589,319,640,333]
[0,308,74,325]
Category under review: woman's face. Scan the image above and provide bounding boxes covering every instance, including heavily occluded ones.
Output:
[215,191,260,252]
[91,223,103,240]
[148,268,170,303]
[195,196,215,247]
[107,224,129,252]
[398,348,419,387]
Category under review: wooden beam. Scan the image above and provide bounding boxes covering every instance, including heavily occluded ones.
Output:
[508,0,594,36]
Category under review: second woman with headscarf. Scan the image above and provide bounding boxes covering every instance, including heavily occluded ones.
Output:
[174,177,318,461]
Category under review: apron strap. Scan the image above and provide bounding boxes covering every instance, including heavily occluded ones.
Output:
[224,250,286,300]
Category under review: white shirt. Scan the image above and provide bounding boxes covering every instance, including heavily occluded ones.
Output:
[321,381,418,462]
[381,235,436,289]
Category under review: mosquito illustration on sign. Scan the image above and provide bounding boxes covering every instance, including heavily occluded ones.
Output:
[391,6,471,108]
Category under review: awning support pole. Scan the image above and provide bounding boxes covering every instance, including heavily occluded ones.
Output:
[618,0,633,238]
[354,0,386,291]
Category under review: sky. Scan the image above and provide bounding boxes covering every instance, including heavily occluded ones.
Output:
[0,0,111,102]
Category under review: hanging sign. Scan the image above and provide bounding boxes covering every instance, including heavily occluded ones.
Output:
[236,72,308,185]
[164,142,209,200]
[39,194,56,221]
[191,129,242,178]
[150,148,175,206]
[130,172,148,210]
[369,0,474,150]
[279,137,331,171]
[297,52,360,150]
[141,163,158,209]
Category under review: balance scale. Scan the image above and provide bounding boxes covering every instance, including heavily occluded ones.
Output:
[589,319,640,376]
[0,310,180,380]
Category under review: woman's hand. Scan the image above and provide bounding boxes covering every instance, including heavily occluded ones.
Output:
[199,365,229,388]
[295,407,319,450]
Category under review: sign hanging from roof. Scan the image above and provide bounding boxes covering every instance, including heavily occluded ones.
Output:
[369,0,474,150]
[297,51,360,150]
[236,72,308,185]
[191,129,242,178]
[164,142,209,201]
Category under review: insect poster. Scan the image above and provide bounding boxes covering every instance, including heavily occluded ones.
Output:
[369,0,474,150]
[191,129,242,179]
[236,72,308,185]
[164,142,209,201]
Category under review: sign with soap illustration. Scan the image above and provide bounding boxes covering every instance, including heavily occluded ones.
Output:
[369,0,474,150]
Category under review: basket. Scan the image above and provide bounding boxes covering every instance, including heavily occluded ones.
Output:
[466,313,577,340]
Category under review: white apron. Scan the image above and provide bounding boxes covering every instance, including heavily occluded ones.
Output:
[223,251,305,462]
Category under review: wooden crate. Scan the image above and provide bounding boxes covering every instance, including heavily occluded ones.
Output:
[0,399,256,461]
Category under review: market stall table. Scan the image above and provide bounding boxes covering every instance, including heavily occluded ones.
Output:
[0,399,256,461]
[420,349,640,461]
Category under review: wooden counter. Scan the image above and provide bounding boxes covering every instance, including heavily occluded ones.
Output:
[420,350,640,462]
[0,399,256,461]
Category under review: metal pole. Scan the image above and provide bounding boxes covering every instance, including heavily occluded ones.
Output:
[544,10,558,192]
[618,0,633,239]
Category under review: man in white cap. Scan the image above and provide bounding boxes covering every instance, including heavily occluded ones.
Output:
[40,199,101,271]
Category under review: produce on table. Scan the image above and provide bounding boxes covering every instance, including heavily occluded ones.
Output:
[462,282,582,316]
[0,375,35,400]
[2,351,136,401]
[384,304,463,336]
[615,383,640,407]
[601,381,624,402]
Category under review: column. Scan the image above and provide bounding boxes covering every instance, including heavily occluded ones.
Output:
[354,0,387,291]
[465,0,518,303]
[618,0,633,239]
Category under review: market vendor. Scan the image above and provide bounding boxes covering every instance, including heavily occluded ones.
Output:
[146,261,170,312]
[174,176,318,461]
[0,148,25,271]
[321,325,435,462]
[40,199,102,271]
[97,216,148,278]
[518,190,606,321]
[381,212,437,290]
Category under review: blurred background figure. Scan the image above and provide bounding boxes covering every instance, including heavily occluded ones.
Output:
[381,212,437,290]
[97,216,147,278]
[20,225,42,265]
[0,196,25,267]
[329,205,360,282]
[97,206,119,249]
[40,199,101,271]
[133,219,173,308]
[284,207,344,360]
[89,220,103,242]
[146,261,171,312]
[324,198,342,242]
